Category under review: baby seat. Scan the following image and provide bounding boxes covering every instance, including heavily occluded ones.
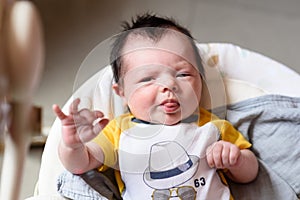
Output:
[28,43,300,199]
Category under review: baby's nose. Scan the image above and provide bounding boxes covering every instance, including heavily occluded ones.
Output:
[159,77,178,92]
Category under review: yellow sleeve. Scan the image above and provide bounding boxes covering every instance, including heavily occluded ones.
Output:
[92,118,120,168]
[92,113,133,193]
[199,107,251,149]
[212,120,251,149]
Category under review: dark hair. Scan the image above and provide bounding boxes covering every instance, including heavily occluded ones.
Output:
[110,13,204,83]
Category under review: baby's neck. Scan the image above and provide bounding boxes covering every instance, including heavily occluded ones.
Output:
[131,114,198,125]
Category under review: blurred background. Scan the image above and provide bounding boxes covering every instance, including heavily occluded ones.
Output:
[1,0,300,199]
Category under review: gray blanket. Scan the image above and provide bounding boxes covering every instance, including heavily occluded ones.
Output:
[213,94,300,200]
[57,94,300,199]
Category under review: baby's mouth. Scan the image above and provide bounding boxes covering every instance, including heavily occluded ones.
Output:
[160,99,180,113]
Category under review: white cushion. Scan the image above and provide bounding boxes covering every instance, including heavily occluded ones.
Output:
[198,43,300,97]
[224,78,266,104]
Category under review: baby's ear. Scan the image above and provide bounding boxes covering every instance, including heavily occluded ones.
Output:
[112,83,124,97]
[112,83,128,107]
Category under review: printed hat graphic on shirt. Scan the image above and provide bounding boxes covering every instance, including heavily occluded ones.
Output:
[143,141,199,189]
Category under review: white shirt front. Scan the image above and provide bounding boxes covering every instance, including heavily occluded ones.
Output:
[118,122,230,200]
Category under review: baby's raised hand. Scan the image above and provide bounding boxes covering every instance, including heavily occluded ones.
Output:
[206,141,241,169]
[53,98,109,149]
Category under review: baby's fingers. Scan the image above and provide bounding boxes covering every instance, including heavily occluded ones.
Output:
[207,142,225,169]
[206,141,228,169]
[206,141,241,169]
[77,118,108,143]
[69,98,81,114]
[93,118,109,134]
[206,144,216,168]
[53,104,67,120]
[75,117,109,143]
[228,145,241,166]
[79,110,105,122]
[77,128,97,143]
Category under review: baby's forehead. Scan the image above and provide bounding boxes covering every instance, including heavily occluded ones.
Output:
[121,31,196,65]
[122,31,194,53]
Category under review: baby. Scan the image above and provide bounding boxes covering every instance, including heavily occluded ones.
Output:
[53,13,258,199]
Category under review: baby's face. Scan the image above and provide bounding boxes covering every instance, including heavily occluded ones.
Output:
[114,32,202,125]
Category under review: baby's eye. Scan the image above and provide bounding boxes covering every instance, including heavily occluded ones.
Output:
[139,76,154,82]
[176,73,191,78]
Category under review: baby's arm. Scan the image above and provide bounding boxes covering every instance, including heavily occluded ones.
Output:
[53,98,109,174]
[206,141,258,183]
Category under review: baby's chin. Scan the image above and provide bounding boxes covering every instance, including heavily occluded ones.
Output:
[148,116,182,126]
[134,110,183,125]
